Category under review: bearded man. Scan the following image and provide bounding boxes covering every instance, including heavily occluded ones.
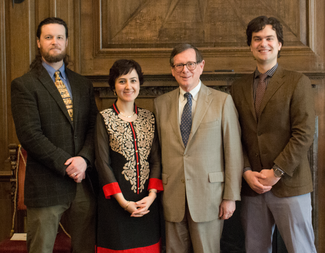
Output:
[11,17,98,253]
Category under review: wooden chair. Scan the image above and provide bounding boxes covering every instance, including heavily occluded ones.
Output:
[0,144,71,253]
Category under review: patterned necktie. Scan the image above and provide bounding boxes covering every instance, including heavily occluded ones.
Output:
[255,73,268,117]
[180,92,192,147]
[54,71,73,121]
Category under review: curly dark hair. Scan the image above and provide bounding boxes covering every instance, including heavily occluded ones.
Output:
[30,17,69,71]
[246,16,284,58]
[170,43,203,66]
[108,59,144,91]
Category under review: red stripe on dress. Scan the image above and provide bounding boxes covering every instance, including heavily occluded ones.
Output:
[96,241,160,253]
[129,122,140,194]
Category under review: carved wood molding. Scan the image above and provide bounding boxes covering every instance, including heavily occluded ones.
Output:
[91,0,317,58]
[90,71,325,98]
[79,0,325,75]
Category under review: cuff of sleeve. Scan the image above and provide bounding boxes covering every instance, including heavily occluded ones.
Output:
[103,182,121,199]
[243,167,252,173]
[148,178,163,192]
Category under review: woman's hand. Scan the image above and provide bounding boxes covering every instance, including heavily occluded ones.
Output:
[130,190,157,217]
[129,196,153,217]
[124,201,138,214]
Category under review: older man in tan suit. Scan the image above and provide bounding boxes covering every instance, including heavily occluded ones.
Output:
[154,43,243,253]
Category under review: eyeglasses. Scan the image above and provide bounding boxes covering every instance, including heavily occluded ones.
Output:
[172,61,199,72]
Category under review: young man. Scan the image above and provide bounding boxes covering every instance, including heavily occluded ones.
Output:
[11,17,98,253]
[231,16,317,253]
[154,43,243,253]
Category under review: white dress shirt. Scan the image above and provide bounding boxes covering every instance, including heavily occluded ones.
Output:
[178,81,201,125]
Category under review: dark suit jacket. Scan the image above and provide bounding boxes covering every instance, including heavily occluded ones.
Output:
[11,65,98,207]
[231,66,315,197]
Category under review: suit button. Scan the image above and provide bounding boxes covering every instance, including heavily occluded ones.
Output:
[181,179,185,183]
[255,153,259,157]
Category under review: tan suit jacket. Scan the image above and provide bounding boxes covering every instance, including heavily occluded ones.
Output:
[154,83,243,223]
[231,66,315,197]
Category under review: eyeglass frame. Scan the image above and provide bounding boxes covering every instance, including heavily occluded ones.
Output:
[172,61,202,72]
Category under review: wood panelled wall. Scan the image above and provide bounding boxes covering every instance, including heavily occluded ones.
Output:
[1,0,325,251]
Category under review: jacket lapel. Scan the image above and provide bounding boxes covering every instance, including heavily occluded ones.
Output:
[258,66,285,118]
[187,84,212,145]
[66,69,79,127]
[37,66,74,127]
[167,88,183,146]
[241,73,257,122]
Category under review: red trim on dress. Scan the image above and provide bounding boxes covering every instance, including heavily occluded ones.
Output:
[129,122,140,194]
[112,103,119,114]
[112,103,141,195]
[103,182,121,199]
[148,178,163,193]
[112,102,138,116]
[96,240,160,253]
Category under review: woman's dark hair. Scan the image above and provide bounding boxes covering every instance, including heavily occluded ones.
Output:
[108,59,144,90]
[246,16,284,58]
[170,43,203,66]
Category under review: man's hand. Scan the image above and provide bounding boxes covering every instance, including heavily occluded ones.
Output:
[259,169,281,187]
[219,200,235,220]
[243,170,272,194]
[65,156,87,183]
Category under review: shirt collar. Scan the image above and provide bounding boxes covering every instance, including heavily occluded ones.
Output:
[254,63,278,79]
[42,61,67,80]
[179,80,201,101]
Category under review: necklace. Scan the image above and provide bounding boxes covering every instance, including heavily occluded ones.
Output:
[119,111,135,118]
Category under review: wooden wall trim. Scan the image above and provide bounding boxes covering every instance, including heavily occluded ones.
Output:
[88,71,325,89]
[0,0,9,171]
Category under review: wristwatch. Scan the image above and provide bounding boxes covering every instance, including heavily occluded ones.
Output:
[273,165,284,178]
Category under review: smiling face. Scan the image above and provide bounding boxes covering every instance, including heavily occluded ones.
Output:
[250,24,282,71]
[115,69,140,104]
[171,48,205,92]
[37,23,68,65]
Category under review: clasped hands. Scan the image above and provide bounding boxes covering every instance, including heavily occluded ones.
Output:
[243,168,281,194]
[125,195,156,218]
[65,156,87,183]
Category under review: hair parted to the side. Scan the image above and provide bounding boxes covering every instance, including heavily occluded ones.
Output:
[108,59,144,91]
[246,16,284,58]
[30,17,69,71]
[170,44,203,66]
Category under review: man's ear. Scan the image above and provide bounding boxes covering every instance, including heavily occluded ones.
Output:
[171,67,175,77]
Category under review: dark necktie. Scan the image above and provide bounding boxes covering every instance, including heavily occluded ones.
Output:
[180,92,192,147]
[255,73,268,117]
[54,71,73,121]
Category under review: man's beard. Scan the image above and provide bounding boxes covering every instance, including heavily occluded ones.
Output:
[40,46,66,63]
